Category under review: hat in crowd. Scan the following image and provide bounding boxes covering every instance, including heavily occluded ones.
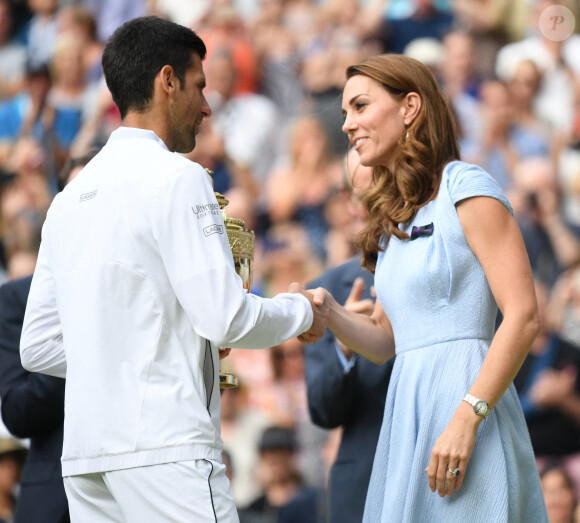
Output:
[403,37,443,69]
[258,426,297,453]
[0,437,27,459]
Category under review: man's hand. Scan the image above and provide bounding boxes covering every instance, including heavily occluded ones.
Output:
[338,277,375,358]
[344,277,375,315]
[288,282,329,344]
[530,366,577,408]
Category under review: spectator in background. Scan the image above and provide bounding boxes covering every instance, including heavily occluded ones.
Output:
[248,0,303,125]
[547,265,580,363]
[278,0,322,58]
[555,73,580,236]
[0,60,51,143]
[221,383,271,509]
[495,0,580,133]
[0,0,27,102]
[41,30,105,178]
[299,6,374,160]
[24,0,60,70]
[149,0,210,28]
[239,426,322,523]
[438,29,480,100]
[265,115,342,262]
[204,48,280,199]
[0,136,51,282]
[58,5,104,84]
[67,77,120,159]
[402,36,443,77]
[260,222,324,298]
[305,147,394,523]
[377,0,454,54]
[508,59,547,131]
[79,0,147,43]
[510,156,580,286]
[0,438,27,523]
[453,0,529,44]
[264,338,329,490]
[514,279,580,497]
[185,116,234,195]
[197,4,259,95]
[451,0,517,79]
[436,29,482,158]
[467,78,550,192]
[540,462,578,523]
[42,35,95,175]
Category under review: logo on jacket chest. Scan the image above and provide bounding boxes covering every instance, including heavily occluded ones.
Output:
[192,203,220,220]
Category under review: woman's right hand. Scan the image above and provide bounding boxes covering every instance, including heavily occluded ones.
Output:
[425,402,481,497]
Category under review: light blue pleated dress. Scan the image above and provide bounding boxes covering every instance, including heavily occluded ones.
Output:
[363,161,549,522]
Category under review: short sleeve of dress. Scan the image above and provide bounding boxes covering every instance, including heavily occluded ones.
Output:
[445,161,514,216]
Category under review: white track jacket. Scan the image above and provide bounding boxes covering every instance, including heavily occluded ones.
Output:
[20,127,313,476]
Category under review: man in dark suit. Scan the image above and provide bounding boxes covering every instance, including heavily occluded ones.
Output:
[0,275,69,523]
[304,149,394,522]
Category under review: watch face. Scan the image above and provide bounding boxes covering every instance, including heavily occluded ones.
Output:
[474,400,488,415]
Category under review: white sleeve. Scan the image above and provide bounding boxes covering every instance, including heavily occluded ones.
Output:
[152,163,313,349]
[20,218,66,378]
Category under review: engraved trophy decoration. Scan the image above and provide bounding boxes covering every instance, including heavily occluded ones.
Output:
[206,170,255,389]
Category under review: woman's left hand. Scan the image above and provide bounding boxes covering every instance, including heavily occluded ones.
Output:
[425,406,480,497]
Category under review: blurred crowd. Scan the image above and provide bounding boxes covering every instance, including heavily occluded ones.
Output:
[2,0,580,521]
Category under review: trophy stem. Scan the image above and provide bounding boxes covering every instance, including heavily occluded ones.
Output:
[219,371,238,388]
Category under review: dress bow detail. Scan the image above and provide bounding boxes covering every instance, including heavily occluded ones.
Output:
[410,222,434,241]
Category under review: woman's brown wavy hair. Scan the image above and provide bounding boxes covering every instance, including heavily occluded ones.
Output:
[347,54,460,272]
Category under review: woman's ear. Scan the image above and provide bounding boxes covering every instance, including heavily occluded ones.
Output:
[401,92,421,126]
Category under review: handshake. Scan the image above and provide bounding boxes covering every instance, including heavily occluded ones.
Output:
[288,282,330,344]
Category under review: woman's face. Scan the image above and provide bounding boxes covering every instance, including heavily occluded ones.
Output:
[509,61,541,105]
[541,468,576,523]
[342,75,406,169]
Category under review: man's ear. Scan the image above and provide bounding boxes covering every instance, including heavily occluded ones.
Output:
[159,65,177,95]
[401,92,421,126]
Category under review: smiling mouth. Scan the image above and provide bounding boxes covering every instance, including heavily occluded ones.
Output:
[354,138,368,150]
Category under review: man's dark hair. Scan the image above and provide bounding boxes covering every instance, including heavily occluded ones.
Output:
[101,16,207,119]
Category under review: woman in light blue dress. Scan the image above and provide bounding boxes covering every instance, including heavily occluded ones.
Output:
[310,54,549,521]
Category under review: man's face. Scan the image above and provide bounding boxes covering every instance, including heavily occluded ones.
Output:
[206,54,236,101]
[169,53,211,154]
[258,448,295,484]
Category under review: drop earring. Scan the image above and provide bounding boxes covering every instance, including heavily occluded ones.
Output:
[405,131,409,140]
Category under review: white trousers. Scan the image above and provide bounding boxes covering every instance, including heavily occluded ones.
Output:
[63,459,240,523]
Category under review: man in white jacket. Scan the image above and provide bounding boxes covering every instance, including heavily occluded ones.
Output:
[19,16,327,522]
